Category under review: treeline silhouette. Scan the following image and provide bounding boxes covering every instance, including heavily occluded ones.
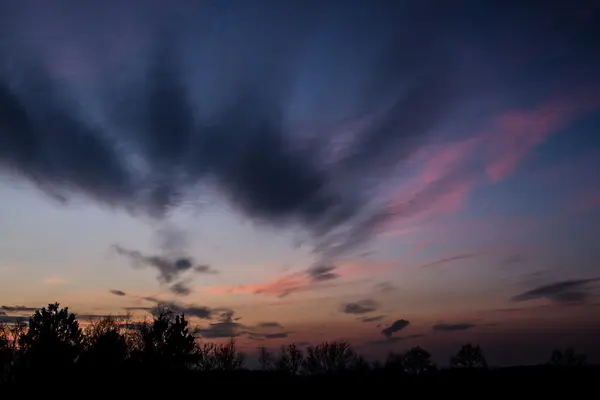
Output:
[0,303,597,387]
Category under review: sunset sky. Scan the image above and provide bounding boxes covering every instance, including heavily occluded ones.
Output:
[1,1,600,366]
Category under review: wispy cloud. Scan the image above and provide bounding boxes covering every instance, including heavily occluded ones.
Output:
[359,315,385,323]
[419,253,479,269]
[113,245,217,284]
[432,323,476,332]
[511,278,600,304]
[1,305,39,313]
[369,333,425,346]
[381,97,599,236]
[109,289,127,296]
[342,299,378,315]
[44,277,67,285]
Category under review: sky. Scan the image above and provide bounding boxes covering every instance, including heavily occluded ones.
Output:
[1,0,600,366]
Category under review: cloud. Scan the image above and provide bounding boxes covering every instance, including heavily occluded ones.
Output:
[1,3,597,265]
[382,96,600,237]
[210,266,344,298]
[342,299,378,315]
[0,3,491,261]
[78,314,129,322]
[0,315,28,324]
[419,253,479,269]
[369,333,425,345]
[249,332,290,340]
[381,319,410,338]
[374,282,396,293]
[511,278,600,304]
[113,245,216,284]
[169,281,192,296]
[408,242,429,258]
[502,254,526,266]
[1,305,39,313]
[194,311,244,339]
[432,323,476,332]
[109,289,127,296]
[44,277,66,285]
[306,265,339,282]
[360,315,385,323]
[255,322,284,329]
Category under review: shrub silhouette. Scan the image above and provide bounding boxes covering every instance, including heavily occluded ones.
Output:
[18,303,83,371]
[450,343,488,369]
[549,347,587,367]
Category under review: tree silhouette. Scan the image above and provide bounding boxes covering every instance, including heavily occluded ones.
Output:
[304,341,356,374]
[134,307,197,369]
[81,316,128,369]
[275,343,304,375]
[450,343,488,369]
[387,346,435,376]
[549,348,587,367]
[18,303,83,371]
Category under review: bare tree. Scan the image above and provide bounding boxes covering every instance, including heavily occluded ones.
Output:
[213,338,244,371]
[304,341,356,374]
[275,343,304,375]
[258,345,274,371]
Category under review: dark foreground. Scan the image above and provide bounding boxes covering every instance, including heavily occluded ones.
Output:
[3,365,599,388]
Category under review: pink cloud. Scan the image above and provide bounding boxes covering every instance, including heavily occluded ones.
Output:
[483,101,587,182]
[408,242,429,258]
[381,96,599,237]
[208,259,399,298]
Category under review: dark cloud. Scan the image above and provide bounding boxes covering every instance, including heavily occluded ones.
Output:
[161,302,215,319]
[306,264,339,282]
[193,311,244,339]
[432,323,476,332]
[419,253,479,269]
[369,333,425,346]
[255,322,284,329]
[113,245,216,284]
[123,306,154,312]
[0,3,479,260]
[511,278,600,304]
[0,315,28,324]
[1,305,39,312]
[78,314,129,322]
[502,253,526,266]
[342,299,378,315]
[1,3,598,260]
[141,296,158,303]
[169,281,192,296]
[360,315,385,323]
[0,311,5,315]
[249,332,290,340]
[374,282,396,293]
[125,301,215,319]
[109,289,127,296]
[381,319,410,338]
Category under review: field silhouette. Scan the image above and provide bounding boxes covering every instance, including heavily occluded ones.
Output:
[1,303,597,387]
